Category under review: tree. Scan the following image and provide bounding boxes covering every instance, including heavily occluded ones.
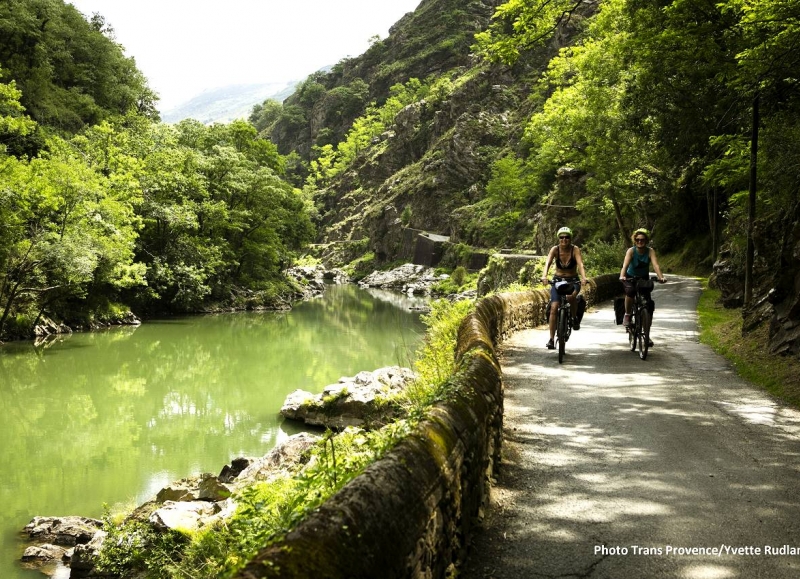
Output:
[0,0,158,133]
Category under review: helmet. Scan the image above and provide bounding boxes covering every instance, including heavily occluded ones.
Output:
[557,226,573,239]
[633,228,650,239]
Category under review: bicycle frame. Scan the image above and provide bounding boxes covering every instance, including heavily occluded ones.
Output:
[550,277,578,364]
[626,276,655,360]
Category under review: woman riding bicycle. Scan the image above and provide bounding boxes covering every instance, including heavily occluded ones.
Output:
[619,228,665,342]
[540,226,587,349]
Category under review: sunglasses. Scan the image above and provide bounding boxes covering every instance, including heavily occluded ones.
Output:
[634,237,647,242]
[559,235,571,240]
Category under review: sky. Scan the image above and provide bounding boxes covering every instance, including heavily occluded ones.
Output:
[67,0,422,111]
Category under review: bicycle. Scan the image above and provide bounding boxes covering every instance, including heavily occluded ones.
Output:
[624,275,663,360]
[549,277,579,364]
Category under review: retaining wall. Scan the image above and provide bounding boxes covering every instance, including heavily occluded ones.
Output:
[236,274,621,579]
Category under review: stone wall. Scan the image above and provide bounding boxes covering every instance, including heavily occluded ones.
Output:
[235,274,621,579]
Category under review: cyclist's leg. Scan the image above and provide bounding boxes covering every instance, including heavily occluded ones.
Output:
[566,290,580,329]
[645,296,654,345]
[547,300,558,348]
[546,285,559,346]
[622,280,635,325]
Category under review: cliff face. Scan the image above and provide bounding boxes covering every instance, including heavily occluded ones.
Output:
[266,0,594,263]
[269,0,504,159]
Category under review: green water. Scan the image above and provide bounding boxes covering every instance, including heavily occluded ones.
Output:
[0,284,426,578]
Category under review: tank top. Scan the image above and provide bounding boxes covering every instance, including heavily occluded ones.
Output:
[555,246,577,271]
[627,246,651,278]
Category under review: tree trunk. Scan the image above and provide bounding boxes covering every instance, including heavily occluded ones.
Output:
[611,197,626,241]
[744,95,759,307]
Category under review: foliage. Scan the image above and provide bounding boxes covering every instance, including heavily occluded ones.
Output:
[95,509,189,578]
[474,0,587,64]
[473,0,799,262]
[401,298,475,416]
[431,267,478,295]
[0,0,158,132]
[308,78,431,187]
[581,236,628,277]
[1,60,316,337]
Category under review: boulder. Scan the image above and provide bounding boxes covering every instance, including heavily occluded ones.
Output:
[280,366,417,430]
[21,543,67,562]
[235,432,321,484]
[149,500,222,532]
[156,472,231,503]
[23,516,102,546]
[70,530,107,575]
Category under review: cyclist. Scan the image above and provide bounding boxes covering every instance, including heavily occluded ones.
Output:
[619,228,665,343]
[540,226,588,349]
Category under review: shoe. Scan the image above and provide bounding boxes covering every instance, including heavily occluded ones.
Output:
[572,318,580,330]
[648,339,654,347]
[546,340,555,349]
[623,314,631,327]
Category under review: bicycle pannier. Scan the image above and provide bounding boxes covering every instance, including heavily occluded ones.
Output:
[556,282,575,296]
[576,294,586,321]
[614,297,625,325]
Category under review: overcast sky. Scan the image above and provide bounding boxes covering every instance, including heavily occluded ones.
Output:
[67,0,421,111]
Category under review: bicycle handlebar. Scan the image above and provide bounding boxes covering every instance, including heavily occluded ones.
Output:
[547,276,580,285]
[623,275,666,283]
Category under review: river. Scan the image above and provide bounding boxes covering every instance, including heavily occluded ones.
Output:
[0,284,427,579]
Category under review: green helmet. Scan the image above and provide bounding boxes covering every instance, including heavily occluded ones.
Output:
[634,227,650,239]
[557,226,573,238]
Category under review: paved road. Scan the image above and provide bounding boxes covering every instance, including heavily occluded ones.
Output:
[460,276,800,579]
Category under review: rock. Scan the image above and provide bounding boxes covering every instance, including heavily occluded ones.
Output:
[156,479,200,503]
[156,472,230,503]
[149,500,220,532]
[236,432,321,484]
[23,516,102,546]
[285,265,351,299]
[218,456,252,483]
[280,366,417,430]
[711,252,744,308]
[198,472,231,501]
[358,264,447,296]
[21,543,67,562]
[70,530,106,574]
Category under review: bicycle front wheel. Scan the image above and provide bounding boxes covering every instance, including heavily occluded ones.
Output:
[557,307,567,363]
[638,309,651,360]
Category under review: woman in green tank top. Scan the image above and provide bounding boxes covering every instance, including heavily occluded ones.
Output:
[619,228,665,338]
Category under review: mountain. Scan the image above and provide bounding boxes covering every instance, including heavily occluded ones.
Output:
[160,81,299,124]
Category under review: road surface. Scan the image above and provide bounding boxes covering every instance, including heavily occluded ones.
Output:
[460,276,800,579]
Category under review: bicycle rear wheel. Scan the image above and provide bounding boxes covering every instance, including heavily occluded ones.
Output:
[638,309,651,360]
[557,307,567,364]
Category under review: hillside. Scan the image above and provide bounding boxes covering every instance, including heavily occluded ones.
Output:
[161,81,299,125]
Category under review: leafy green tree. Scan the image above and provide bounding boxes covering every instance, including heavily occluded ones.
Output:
[0,0,158,133]
[249,99,283,135]
[0,134,144,336]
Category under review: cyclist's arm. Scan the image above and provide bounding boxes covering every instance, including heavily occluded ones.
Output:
[649,248,665,282]
[574,246,588,285]
[541,247,555,284]
[620,248,633,280]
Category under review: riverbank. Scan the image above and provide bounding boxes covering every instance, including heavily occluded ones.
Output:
[2,284,427,579]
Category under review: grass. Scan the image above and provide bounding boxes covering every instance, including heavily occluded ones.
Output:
[697,280,800,408]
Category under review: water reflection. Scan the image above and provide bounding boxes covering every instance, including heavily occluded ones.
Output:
[0,284,425,579]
